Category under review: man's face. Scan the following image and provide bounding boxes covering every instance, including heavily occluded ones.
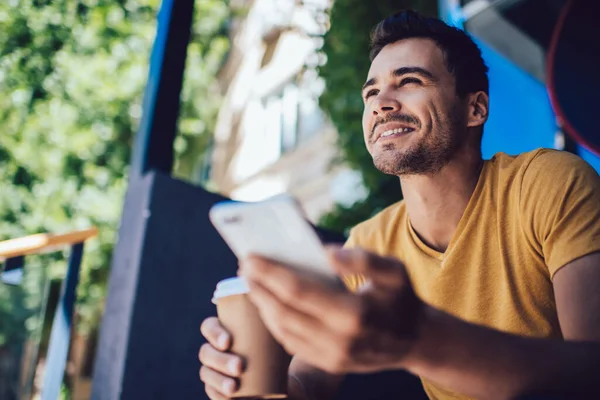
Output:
[362,38,467,176]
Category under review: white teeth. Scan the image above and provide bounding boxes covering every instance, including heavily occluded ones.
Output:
[381,127,413,137]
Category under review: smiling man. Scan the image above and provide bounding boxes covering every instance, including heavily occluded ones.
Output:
[199,10,600,400]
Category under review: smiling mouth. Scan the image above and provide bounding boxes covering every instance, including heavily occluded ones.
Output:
[377,127,415,141]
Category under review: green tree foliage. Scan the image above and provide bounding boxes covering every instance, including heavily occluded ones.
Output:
[318,0,437,233]
[0,0,230,348]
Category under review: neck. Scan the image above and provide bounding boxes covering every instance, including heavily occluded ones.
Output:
[400,150,483,253]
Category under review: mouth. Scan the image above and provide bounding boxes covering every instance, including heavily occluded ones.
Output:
[374,124,416,142]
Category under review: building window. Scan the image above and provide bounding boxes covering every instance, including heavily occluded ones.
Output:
[297,88,325,143]
[262,83,298,154]
[262,75,325,155]
[231,73,327,183]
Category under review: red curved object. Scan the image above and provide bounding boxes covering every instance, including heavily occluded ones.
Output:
[546,0,600,156]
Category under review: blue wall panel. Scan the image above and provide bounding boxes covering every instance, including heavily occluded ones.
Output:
[578,145,600,173]
[440,0,600,172]
[476,39,557,158]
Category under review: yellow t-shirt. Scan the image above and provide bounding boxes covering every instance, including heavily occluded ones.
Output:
[344,149,600,400]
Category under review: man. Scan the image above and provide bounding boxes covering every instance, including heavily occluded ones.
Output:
[199,10,600,400]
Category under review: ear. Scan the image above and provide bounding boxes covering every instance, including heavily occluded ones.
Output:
[466,91,489,128]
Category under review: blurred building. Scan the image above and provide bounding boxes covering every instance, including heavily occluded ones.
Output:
[208,0,366,223]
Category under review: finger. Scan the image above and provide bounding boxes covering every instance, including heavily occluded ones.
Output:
[205,385,229,400]
[248,278,362,357]
[198,343,244,377]
[279,326,347,374]
[246,278,324,342]
[201,317,232,351]
[242,256,347,318]
[326,247,407,287]
[199,366,238,397]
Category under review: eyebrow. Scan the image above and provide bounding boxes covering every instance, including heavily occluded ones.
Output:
[361,66,437,94]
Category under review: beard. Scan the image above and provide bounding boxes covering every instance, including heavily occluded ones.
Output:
[372,105,464,176]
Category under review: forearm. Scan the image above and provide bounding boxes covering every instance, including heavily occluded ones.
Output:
[405,306,600,399]
[288,356,343,400]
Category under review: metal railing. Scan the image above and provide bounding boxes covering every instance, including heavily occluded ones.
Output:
[0,228,97,400]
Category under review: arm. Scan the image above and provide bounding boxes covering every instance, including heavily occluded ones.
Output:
[289,356,344,400]
[243,247,600,399]
[405,252,600,399]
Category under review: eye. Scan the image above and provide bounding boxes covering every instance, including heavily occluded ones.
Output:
[364,89,379,99]
[400,77,422,86]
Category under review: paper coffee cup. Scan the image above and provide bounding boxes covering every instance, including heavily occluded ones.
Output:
[213,277,290,399]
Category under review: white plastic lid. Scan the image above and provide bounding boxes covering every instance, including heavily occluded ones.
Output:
[212,277,250,304]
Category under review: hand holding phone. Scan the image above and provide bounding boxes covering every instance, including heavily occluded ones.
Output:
[209,194,335,279]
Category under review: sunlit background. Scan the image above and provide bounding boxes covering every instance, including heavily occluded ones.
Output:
[0,0,598,398]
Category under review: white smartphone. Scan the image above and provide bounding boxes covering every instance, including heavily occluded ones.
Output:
[209,194,335,278]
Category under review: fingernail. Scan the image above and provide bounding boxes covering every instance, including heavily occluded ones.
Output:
[217,333,229,350]
[228,358,241,375]
[223,379,236,395]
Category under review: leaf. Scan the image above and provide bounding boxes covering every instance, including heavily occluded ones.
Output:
[0,0,230,339]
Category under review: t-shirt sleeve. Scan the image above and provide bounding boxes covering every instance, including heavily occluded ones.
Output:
[520,150,600,278]
[341,228,367,292]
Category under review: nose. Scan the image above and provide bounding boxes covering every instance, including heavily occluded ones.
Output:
[372,91,401,116]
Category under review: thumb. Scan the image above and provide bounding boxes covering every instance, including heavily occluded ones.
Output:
[325,246,408,289]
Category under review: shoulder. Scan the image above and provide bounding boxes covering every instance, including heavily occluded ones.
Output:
[488,148,598,188]
[519,148,599,188]
[489,148,578,168]
[513,150,600,276]
[487,148,557,174]
[346,200,406,250]
[528,148,597,172]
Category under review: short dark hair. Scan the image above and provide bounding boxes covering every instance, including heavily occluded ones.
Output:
[370,10,489,97]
